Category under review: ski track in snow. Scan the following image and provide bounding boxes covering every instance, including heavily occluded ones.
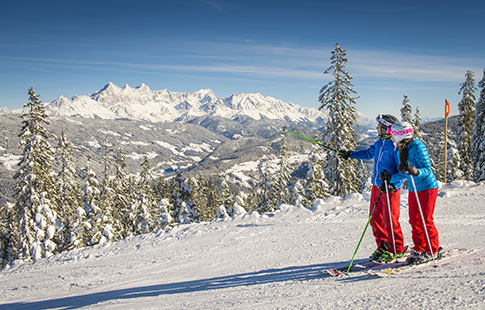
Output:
[0,182,484,309]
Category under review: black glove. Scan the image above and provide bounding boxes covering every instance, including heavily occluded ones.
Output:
[379,169,391,182]
[400,162,419,176]
[337,150,351,160]
[380,181,397,192]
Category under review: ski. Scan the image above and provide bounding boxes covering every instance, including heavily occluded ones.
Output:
[320,260,383,277]
[366,248,468,278]
[320,246,411,277]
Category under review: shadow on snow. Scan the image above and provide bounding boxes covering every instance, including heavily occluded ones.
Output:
[0,258,371,310]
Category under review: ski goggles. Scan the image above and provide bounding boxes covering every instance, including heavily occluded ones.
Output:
[376,114,393,133]
[389,127,413,136]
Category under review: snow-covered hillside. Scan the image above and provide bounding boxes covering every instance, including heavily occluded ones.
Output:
[1,181,484,309]
[43,82,329,124]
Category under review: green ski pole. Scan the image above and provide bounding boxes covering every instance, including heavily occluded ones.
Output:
[282,127,339,153]
[346,191,383,273]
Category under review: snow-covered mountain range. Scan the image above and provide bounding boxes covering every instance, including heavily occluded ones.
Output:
[44,82,330,124]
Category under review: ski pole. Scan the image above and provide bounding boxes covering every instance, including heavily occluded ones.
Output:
[282,127,339,153]
[409,175,437,267]
[384,180,397,259]
[346,191,383,273]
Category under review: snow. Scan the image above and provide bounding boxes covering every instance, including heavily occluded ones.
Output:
[125,152,158,161]
[0,181,484,309]
[0,154,21,171]
[154,140,184,157]
[87,140,102,149]
[180,142,213,153]
[226,155,307,188]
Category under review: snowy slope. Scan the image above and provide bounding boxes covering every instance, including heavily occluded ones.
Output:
[0,181,484,309]
[43,82,329,124]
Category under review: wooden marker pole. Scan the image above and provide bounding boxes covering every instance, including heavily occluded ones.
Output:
[444,99,450,183]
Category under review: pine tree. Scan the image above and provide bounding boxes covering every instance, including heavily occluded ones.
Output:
[472,69,485,182]
[318,43,359,196]
[274,137,291,206]
[256,155,278,213]
[81,159,103,245]
[232,192,248,216]
[219,180,235,215]
[12,88,60,261]
[413,107,423,140]
[0,203,12,268]
[458,70,477,181]
[158,198,174,227]
[290,180,309,208]
[446,137,464,181]
[133,156,157,234]
[55,131,82,251]
[201,177,220,221]
[304,144,330,203]
[401,94,413,123]
[171,173,196,224]
[112,148,131,236]
[98,144,119,240]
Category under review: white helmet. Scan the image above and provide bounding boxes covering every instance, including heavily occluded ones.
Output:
[390,121,413,143]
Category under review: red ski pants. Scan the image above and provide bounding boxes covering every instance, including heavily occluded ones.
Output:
[408,188,439,255]
[369,185,404,253]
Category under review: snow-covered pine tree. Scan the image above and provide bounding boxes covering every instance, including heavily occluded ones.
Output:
[12,88,60,261]
[112,148,131,237]
[232,192,248,216]
[0,203,11,268]
[98,144,119,240]
[55,131,82,251]
[304,144,330,203]
[290,180,308,208]
[458,70,477,181]
[170,173,196,224]
[191,176,206,220]
[219,180,235,216]
[472,69,485,182]
[154,175,172,203]
[446,138,464,181]
[81,159,103,245]
[132,155,157,234]
[200,177,220,221]
[158,198,174,227]
[274,137,291,206]
[413,107,423,140]
[124,174,141,235]
[245,191,259,212]
[318,43,359,196]
[430,137,445,182]
[256,155,278,213]
[401,94,413,123]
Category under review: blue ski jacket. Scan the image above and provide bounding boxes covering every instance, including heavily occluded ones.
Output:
[349,138,404,189]
[390,138,439,192]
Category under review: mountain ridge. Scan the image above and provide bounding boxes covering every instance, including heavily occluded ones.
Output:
[41,82,333,125]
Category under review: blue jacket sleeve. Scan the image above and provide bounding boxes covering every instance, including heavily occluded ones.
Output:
[349,140,377,160]
[413,141,433,178]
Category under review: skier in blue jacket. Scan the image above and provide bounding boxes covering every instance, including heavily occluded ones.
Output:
[388,121,440,264]
[339,114,405,262]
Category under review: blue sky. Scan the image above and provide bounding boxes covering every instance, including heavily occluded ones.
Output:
[1,0,483,118]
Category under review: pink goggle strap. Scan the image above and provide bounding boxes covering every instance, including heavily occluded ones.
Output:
[390,128,413,136]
